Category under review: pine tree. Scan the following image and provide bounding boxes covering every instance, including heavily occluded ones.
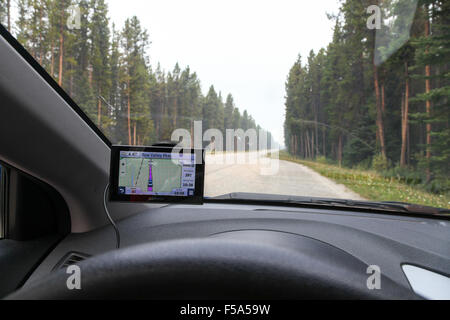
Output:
[16,0,31,48]
[120,16,154,145]
[241,110,249,131]
[215,92,225,133]
[0,0,11,31]
[57,0,71,86]
[9,1,263,149]
[232,107,241,130]
[411,0,450,184]
[202,86,218,130]
[224,94,235,130]
[7,0,10,31]
[89,0,111,129]
[0,2,5,27]
[0,0,10,31]
[282,0,448,192]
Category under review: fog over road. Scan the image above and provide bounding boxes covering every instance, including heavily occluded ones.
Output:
[204,152,365,200]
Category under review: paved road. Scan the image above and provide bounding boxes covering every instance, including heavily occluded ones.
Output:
[204,152,364,200]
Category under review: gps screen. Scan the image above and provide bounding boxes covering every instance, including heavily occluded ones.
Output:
[118,151,195,196]
[110,146,204,203]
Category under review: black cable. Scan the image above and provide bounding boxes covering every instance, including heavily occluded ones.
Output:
[103,183,120,249]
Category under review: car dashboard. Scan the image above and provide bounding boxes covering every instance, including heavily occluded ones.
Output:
[24,203,450,299]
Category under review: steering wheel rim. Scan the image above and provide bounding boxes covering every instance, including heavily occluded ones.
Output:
[6,238,415,300]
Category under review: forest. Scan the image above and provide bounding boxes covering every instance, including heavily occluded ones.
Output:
[284,0,449,194]
[0,0,264,147]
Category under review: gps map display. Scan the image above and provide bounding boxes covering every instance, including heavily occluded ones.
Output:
[118,150,196,197]
[110,146,204,203]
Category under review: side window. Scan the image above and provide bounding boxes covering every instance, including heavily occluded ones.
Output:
[0,162,9,239]
[0,163,5,239]
[0,164,2,238]
[0,162,70,241]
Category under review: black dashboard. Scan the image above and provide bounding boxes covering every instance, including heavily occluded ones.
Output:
[22,203,450,299]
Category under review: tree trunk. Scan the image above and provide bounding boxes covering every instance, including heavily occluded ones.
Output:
[133,122,137,146]
[299,133,303,158]
[292,135,295,155]
[407,117,410,166]
[315,121,319,157]
[307,132,310,159]
[98,89,102,127]
[293,134,296,156]
[303,132,308,159]
[127,79,132,145]
[400,91,405,165]
[294,135,297,156]
[39,5,43,64]
[7,0,11,32]
[338,135,343,167]
[400,63,410,167]
[303,131,309,159]
[305,131,310,159]
[190,121,194,148]
[314,100,319,156]
[88,66,93,87]
[173,97,178,128]
[373,64,386,158]
[69,73,73,96]
[302,132,305,158]
[50,41,54,78]
[425,15,432,182]
[58,8,64,87]
[322,126,326,158]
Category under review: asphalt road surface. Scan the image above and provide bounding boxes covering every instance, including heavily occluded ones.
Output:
[204,152,364,200]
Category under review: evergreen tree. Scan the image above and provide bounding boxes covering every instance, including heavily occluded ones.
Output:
[120,16,154,145]
[90,0,111,129]
[411,0,450,184]
[203,86,218,130]
[0,2,6,27]
[0,0,11,31]
[8,1,263,149]
[232,107,241,129]
[224,94,235,130]
[215,92,225,133]
[284,0,449,191]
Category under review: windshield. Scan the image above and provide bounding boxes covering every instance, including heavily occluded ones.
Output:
[1,0,449,209]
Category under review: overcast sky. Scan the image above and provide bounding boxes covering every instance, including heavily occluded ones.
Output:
[108,0,341,147]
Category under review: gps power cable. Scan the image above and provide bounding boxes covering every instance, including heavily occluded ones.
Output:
[103,183,121,249]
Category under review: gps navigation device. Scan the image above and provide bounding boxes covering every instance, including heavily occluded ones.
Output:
[109,145,204,204]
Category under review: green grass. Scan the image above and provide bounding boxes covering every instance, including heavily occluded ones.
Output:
[279,152,450,209]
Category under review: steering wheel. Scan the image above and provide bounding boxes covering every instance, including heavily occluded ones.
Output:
[6,238,415,299]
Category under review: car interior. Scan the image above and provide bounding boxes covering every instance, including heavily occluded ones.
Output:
[0,17,450,301]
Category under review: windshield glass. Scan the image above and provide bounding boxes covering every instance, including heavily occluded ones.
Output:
[1,0,448,209]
